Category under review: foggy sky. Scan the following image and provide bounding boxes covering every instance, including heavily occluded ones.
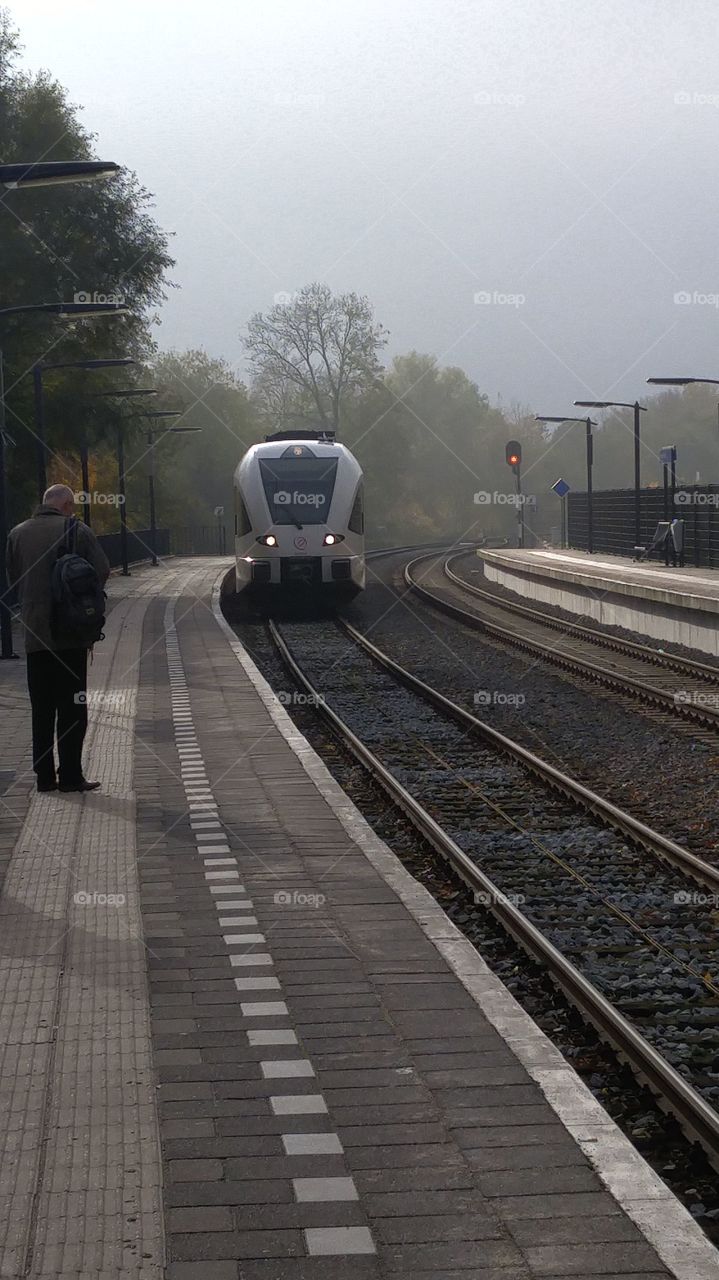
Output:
[15,0,719,414]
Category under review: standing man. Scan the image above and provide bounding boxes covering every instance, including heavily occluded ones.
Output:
[6,484,110,793]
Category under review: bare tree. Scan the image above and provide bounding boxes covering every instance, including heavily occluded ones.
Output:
[243,283,388,432]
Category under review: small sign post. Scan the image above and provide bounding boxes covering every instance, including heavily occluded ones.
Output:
[551,478,571,547]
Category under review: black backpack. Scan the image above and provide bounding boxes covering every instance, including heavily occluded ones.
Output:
[51,518,106,646]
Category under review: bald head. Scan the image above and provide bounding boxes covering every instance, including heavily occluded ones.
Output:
[43,484,76,516]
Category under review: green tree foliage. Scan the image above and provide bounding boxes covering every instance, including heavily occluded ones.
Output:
[0,8,174,524]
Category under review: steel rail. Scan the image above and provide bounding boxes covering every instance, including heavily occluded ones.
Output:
[445,550,719,682]
[267,617,719,1169]
[404,555,719,731]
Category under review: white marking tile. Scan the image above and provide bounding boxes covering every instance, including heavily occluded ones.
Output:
[304,1227,374,1256]
[293,1176,356,1200]
[233,977,281,990]
[219,916,257,927]
[262,1060,314,1078]
[194,831,225,840]
[197,846,232,856]
[230,953,273,967]
[224,933,265,944]
[203,858,236,866]
[272,1095,327,1115]
[214,897,250,907]
[210,885,245,895]
[283,1133,342,1155]
[204,870,239,881]
[240,1001,288,1016]
[250,1030,298,1047]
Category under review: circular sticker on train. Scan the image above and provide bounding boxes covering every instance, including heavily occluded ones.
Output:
[294,535,307,550]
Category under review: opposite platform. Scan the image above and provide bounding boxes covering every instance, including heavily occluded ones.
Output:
[0,558,716,1279]
[479,547,719,655]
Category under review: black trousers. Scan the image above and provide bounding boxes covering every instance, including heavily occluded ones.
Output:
[26,648,88,786]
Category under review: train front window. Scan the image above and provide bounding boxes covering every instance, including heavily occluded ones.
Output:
[259,457,338,525]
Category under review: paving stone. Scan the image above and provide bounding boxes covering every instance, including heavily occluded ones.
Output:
[168,1206,234,1232]
[476,1167,603,1197]
[375,1213,504,1243]
[492,1192,624,1221]
[378,1240,525,1270]
[524,1242,670,1274]
[168,1159,224,1183]
[170,1228,303,1260]
[509,1214,648,1246]
[167,1181,294,1209]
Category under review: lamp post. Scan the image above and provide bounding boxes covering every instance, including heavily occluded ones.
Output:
[0,354,16,659]
[28,304,130,497]
[535,415,597,553]
[0,303,122,658]
[0,160,120,189]
[0,159,123,659]
[29,357,136,524]
[647,376,719,438]
[135,414,200,566]
[87,389,160,575]
[574,400,647,549]
[84,386,156,527]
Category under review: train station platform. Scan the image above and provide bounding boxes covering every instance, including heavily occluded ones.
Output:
[479,548,719,657]
[0,558,717,1279]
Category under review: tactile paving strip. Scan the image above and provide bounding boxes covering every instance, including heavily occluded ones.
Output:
[162,597,377,1261]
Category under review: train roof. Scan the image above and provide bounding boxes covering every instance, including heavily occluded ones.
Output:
[264,429,336,443]
[234,435,361,479]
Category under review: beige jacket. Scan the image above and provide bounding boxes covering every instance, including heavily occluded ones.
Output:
[6,506,110,653]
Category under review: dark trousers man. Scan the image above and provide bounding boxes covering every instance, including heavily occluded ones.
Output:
[26,648,88,789]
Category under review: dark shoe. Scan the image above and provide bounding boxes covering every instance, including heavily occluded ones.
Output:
[58,779,101,793]
[37,780,58,793]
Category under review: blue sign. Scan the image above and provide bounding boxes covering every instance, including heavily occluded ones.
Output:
[659,445,677,466]
[551,478,570,497]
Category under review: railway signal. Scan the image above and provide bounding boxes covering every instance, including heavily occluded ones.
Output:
[504,440,524,548]
[505,440,522,474]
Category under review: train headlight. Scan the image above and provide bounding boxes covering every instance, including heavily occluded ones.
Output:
[257,534,277,547]
[323,533,344,545]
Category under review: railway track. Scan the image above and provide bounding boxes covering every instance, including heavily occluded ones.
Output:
[403,551,719,733]
[267,616,719,1171]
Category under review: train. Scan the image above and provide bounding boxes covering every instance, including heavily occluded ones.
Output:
[232,430,366,597]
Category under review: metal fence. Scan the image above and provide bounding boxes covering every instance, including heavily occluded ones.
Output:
[169,525,227,556]
[97,528,170,568]
[567,486,719,567]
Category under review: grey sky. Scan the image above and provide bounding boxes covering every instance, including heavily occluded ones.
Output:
[16,0,719,411]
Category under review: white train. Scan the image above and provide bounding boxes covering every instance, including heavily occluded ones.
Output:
[233,430,366,596]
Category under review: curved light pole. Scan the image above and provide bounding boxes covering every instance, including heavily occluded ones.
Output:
[536,415,597,553]
[0,303,125,658]
[0,159,123,659]
[575,400,647,549]
[648,376,719,438]
[28,304,130,497]
[33,357,136,525]
[87,389,160,574]
[0,161,120,190]
[129,412,200,567]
